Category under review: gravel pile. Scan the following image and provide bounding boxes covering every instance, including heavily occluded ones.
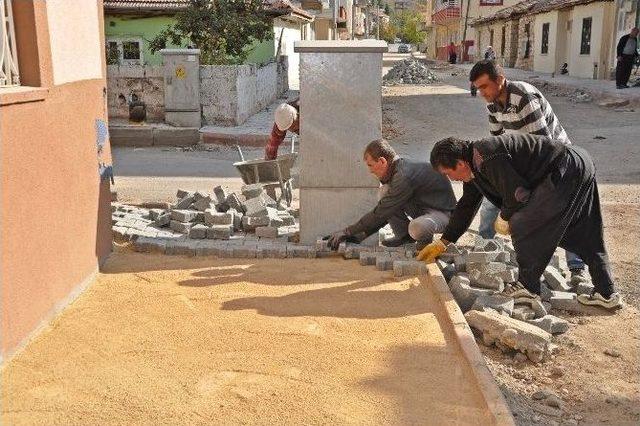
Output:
[383,58,438,85]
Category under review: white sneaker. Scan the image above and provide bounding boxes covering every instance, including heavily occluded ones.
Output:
[577,292,622,310]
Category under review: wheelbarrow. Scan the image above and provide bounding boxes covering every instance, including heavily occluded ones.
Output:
[233,137,297,206]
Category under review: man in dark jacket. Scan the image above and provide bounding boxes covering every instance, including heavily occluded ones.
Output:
[327,139,456,250]
[419,134,621,310]
[615,27,638,89]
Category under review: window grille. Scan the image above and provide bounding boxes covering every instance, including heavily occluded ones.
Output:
[1,0,20,87]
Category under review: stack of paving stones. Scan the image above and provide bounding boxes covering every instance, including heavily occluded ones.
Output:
[383,58,438,85]
[436,237,598,362]
[112,184,299,246]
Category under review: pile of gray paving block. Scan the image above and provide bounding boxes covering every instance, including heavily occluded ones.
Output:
[436,237,597,362]
[112,184,299,243]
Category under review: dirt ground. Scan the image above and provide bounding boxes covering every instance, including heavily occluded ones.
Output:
[1,251,496,425]
[381,68,640,425]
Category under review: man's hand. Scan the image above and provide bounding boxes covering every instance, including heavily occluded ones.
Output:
[326,230,349,251]
[494,215,511,235]
[265,144,278,160]
[416,239,446,263]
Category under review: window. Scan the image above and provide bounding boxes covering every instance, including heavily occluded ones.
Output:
[580,17,592,55]
[524,23,530,58]
[501,26,506,56]
[1,0,20,87]
[489,29,494,48]
[541,23,550,54]
[105,39,143,65]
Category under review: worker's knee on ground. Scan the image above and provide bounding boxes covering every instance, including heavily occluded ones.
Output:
[408,218,436,241]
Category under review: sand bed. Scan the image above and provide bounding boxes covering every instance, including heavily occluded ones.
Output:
[2,252,495,425]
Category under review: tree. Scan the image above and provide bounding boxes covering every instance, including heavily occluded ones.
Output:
[149,0,273,65]
[384,3,391,15]
[393,11,425,45]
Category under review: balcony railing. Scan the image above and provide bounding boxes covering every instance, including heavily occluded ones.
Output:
[1,0,20,87]
[432,0,460,24]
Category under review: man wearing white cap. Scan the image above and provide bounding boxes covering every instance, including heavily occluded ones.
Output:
[265,98,299,160]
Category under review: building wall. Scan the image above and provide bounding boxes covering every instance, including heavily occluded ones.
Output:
[462,0,522,53]
[567,2,614,79]
[104,15,182,66]
[47,0,104,85]
[274,18,303,90]
[107,65,165,121]
[104,15,276,66]
[515,15,535,70]
[534,10,559,73]
[1,0,112,363]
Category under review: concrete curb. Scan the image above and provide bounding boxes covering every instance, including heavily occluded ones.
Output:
[200,131,269,147]
[421,263,515,426]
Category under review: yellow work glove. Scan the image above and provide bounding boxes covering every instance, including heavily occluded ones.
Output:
[416,239,447,263]
[494,215,511,235]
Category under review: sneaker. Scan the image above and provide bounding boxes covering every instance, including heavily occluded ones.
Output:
[577,292,622,310]
[503,282,539,300]
[381,234,413,248]
[570,268,590,287]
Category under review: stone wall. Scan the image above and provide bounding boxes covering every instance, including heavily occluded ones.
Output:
[515,15,535,71]
[106,58,288,126]
[474,20,519,68]
[107,65,165,122]
[200,58,288,126]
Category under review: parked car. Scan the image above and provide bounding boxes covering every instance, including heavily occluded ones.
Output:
[398,44,410,53]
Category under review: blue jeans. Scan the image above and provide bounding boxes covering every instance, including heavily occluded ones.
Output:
[478,198,585,270]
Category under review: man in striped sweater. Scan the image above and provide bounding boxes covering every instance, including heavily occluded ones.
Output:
[469,60,588,286]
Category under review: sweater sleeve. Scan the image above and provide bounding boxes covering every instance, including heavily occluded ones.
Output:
[441,182,483,243]
[347,173,413,237]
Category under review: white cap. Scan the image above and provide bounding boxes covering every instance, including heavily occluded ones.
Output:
[274,103,297,131]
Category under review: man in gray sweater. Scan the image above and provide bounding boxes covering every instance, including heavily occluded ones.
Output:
[326,139,456,250]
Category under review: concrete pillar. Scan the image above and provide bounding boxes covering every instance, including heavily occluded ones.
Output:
[293,40,388,244]
[160,49,201,127]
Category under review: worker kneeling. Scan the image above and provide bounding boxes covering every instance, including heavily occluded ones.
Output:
[327,139,456,250]
[421,134,621,310]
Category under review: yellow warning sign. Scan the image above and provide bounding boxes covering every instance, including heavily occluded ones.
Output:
[175,65,186,79]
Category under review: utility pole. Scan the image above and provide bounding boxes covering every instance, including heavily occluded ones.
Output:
[333,0,339,40]
[376,0,380,40]
[460,0,472,63]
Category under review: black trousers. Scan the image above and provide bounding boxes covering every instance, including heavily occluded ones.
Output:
[509,147,615,297]
[449,53,457,64]
[615,55,635,86]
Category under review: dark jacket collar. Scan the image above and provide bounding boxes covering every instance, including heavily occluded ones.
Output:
[380,157,400,184]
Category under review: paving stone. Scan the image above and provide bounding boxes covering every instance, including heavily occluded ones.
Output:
[512,305,537,321]
[177,189,192,199]
[497,267,518,283]
[465,309,553,363]
[149,209,166,220]
[448,274,496,312]
[174,195,195,209]
[279,215,296,226]
[132,237,167,253]
[436,259,456,281]
[226,193,246,213]
[375,255,394,271]
[470,294,515,316]
[549,291,606,314]
[453,254,467,272]
[495,251,510,263]
[260,193,278,208]
[343,244,365,260]
[193,196,214,212]
[206,225,232,240]
[289,207,299,218]
[170,220,192,234]
[549,251,562,270]
[257,243,287,258]
[165,239,199,256]
[230,209,243,231]
[469,269,505,291]
[466,251,500,263]
[171,210,198,222]
[255,226,280,239]
[316,238,331,252]
[204,210,234,226]
[527,315,570,335]
[359,251,377,266]
[244,197,268,217]
[543,266,572,292]
[241,183,264,199]
[393,260,428,277]
[468,261,507,276]
[286,244,317,258]
[189,224,208,239]
[242,215,271,231]
[232,244,258,258]
[213,185,230,204]
[576,281,595,295]
[193,191,210,202]
[445,244,462,255]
